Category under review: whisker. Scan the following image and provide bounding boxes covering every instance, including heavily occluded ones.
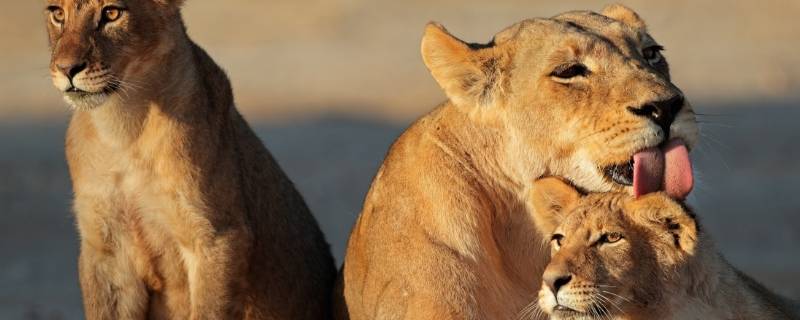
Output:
[601,290,634,304]
[595,292,625,314]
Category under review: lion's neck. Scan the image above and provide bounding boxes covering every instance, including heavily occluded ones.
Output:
[428,103,550,196]
[425,103,551,307]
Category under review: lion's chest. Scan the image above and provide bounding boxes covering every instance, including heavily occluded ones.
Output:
[72,145,193,292]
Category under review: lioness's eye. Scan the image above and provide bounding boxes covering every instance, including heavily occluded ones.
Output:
[642,45,664,64]
[600,232,623,244]
[49,6,65,25]
[102,7,122,22]
[550,63,589,80]
[551,234,564,247]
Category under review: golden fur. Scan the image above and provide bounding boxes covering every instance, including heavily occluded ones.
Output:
[336,4,698,319]
[45,1,335,319]
[529,177,798,320]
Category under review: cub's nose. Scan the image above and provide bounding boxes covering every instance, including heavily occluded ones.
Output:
[627,95,684,136]
[56,60,88,80]
[543,270,573,294]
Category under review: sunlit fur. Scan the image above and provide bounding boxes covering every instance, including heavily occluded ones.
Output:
[335,4,698,320]
[45,1,335,319]
[529,177,797,320]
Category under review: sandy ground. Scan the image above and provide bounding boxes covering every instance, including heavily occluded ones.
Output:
[0,102,799,319]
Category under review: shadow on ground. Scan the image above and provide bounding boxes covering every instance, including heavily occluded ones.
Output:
[1,102,799,319]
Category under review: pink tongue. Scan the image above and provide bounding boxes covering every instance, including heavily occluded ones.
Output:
[632,139,693,199]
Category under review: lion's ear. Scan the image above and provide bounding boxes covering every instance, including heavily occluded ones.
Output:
[421,22,505,108]
[530,178,580,236]
[602,4,647,30]
[626,194,698,254]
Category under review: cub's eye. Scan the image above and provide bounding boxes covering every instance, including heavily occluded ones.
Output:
[551,234,565,247]
[49,6,66,25]
[102,7,122,22]
[600,232,623,244]
[550,63,589,81]
[642,45,664,64]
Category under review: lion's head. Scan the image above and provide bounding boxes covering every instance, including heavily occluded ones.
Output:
[44,0,185,110]
[528,177,701,320]
[421,4,698,199]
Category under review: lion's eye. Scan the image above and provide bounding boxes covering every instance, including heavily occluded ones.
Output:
[102,7,122,22]
[550,63,589,80]
[600,232,623,244]
[49,6,65,25]
[551,234,564,247]
[642,45,664,64]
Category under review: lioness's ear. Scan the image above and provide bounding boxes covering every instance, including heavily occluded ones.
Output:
[421,22,505,108]
[530,177,580,236]
[602,4,646,30]
[626,194,698,254]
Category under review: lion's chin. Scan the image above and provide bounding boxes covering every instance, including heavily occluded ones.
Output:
[62,89,115,111]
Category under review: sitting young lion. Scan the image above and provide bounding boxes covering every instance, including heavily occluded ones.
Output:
[45,1,335,319]
[529,178,798,320]
[336,4,698,320]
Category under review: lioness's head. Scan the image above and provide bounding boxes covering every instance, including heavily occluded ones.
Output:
[44,0,185,110]
[421,5,699,199]
[529,177,700,320]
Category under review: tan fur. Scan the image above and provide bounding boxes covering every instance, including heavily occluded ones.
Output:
[336,5,698,320]
[530,177,798,320]
[44,1,335,319]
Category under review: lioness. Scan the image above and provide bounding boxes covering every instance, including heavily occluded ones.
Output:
[45,1,335,319]
[529,177,798,320]
[336,5,698,319]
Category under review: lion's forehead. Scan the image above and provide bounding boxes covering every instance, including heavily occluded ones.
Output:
[561,193,630,232]
[513,12,647,59]
[52,0,108,10]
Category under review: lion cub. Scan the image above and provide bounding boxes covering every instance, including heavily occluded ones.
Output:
[528,178,797,320]
[45,1,334,319]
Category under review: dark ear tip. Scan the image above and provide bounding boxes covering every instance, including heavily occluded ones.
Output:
[424,21,448,35]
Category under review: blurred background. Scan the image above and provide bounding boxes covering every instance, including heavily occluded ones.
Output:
[1,0,799,318]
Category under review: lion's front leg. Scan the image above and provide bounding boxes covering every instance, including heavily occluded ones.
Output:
[179,226,250,320]
[79,244,150,320]
[75,197,149,320]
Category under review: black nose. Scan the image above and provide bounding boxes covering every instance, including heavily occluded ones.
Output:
[544,273,573,294]
[627,95,684,136]
[56,61,88,80]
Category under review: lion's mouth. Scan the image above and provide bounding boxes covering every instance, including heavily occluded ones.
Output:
[602,138,693,199]
[551,305,588,319]
[63,83,119,99]
[552,304,612,320]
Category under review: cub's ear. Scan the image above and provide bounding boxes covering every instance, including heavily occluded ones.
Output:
[421,22,507,108]
[530,177,580,237]
[602,4,647,30]
[625,194,698,254]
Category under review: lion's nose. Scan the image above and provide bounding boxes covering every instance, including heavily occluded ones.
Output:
[56,60,88,81]
[627,95,684,136]
[543,270,573,294]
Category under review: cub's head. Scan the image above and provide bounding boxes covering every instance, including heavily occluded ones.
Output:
[44,0,185,110]
[529,177,700,319]
[421,5,698,198]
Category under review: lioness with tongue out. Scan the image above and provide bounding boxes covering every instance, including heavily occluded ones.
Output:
[336,4,698,320]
